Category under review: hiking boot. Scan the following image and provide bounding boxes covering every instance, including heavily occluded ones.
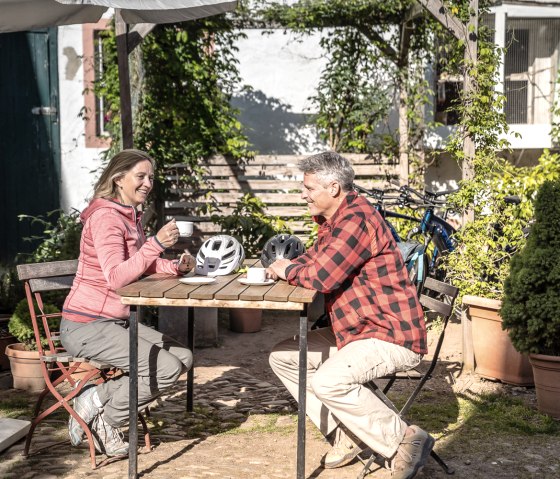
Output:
[68,382,102,446]
[322,425,364,469]
[391,425,435,479]
[91,414,129,457]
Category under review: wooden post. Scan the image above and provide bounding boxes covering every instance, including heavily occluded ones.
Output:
[398,22,412,185]
[462,0,478,189]
[115,9,134,149]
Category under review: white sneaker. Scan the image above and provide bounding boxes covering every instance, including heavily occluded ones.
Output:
[322,425,364,469]
[68,382,102,446]
[91,414,129,457]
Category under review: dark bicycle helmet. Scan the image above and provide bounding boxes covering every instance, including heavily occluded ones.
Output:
[260,234,306,267]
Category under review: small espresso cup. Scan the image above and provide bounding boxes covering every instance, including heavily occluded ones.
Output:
[176,221,194,237]
[247,267,266,283]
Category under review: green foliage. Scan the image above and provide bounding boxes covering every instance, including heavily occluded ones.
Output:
[309,27,393,152]
[8,299,60,350]
[18,209,82,264]
[96,17,254,228]
[444,152,560,300]
[0,267,24,314]
[211,194,291,258]
[250,0,438,165]
[501,180,560,355]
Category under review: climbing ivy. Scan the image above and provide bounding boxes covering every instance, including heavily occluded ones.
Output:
[96,15,253,228]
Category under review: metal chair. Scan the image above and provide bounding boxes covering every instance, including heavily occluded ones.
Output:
[357,276,459,478]
[16,259,151,469]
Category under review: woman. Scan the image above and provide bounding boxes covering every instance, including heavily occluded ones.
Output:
[60,149,194,457]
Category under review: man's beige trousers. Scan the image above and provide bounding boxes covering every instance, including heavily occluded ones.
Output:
[269,327,421,459]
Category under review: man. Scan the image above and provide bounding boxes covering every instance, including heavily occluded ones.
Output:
[266,152,433,479]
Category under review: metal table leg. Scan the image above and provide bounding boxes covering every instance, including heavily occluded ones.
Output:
[186,306,194,412]
[297,305,308,479]
[128,306,140,479]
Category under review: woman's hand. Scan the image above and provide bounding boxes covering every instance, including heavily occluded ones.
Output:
[156,220,180,248]
[178,253,196,274]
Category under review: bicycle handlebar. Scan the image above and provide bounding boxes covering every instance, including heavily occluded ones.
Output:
[354,183,459,209]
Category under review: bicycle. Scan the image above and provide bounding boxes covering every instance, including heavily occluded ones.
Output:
[354,184,458,287]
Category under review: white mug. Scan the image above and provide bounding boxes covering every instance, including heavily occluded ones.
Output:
[176,221,194,237]
[247,267,266,283]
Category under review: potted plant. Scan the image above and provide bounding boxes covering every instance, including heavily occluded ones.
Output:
[212,193,291,333]
[5,299,59,391]
[501,179,560,418]
[0,266,22,371]
[445,152,560,385]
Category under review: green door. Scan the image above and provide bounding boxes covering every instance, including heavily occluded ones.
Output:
[0,28,61,263]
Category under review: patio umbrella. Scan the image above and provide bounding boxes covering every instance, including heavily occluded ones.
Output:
[0,0,238,147]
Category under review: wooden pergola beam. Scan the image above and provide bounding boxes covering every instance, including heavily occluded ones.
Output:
[416,0,467,42]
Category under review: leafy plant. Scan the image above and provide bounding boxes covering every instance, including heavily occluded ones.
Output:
[8,299,60,351]
[18,209,82,264]
[211,194,291,258]
[444,152,560,301]
[500,180,560,356]
[0,267,24,314]
[96,16,254,229]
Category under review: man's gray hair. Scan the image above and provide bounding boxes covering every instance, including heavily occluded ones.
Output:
[298,152,355,192]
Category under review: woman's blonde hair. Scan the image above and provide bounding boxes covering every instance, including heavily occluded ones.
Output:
[93,149,155,199]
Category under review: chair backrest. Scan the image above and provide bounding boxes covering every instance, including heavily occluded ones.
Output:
[417,276,459,377]
[16,260,78,357]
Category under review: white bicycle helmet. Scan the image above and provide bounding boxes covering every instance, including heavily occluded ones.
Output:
[195,235,245,276]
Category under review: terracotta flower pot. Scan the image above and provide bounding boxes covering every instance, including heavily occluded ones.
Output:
[229,308,263,333]
[529,353,560,419]
[463,295,534,386]
[5,343,46,391]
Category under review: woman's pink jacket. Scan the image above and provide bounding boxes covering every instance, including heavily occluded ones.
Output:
[62,198,180,323]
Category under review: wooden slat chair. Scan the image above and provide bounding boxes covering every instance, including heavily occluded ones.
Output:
[16,260,151,469]
[357,277,459,478]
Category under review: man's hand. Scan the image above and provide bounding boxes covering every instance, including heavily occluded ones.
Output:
[266,258,292,281]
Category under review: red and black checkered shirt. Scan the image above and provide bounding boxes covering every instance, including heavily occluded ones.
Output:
[286,192,427,354]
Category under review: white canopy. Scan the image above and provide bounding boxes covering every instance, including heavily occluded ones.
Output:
[0,0,237,32]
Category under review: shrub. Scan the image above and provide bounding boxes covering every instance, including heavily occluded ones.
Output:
[8,299,60,351]
[444,152,560,301]
[501,180,560,355]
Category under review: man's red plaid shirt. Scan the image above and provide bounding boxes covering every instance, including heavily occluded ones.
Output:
[286,192,427,354]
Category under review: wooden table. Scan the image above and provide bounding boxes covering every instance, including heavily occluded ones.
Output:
[117,263,317,479]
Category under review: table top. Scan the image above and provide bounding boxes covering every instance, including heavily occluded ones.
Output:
[117,260,316,311]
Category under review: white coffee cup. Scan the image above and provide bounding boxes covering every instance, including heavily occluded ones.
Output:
[176,221,194,237]
[247,267,266,283]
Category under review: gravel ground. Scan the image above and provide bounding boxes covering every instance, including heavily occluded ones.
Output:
[0,310,558,479]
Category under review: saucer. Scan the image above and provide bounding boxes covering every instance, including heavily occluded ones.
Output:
[180,276,216,285]
[238,278,276,286]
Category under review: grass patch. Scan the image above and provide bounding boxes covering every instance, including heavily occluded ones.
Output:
[222,412,296,436]
[457,393,560,436]
[0,397,32,419]
[391,389,560,440]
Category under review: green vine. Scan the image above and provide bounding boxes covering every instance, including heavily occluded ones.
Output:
[96,17,254,229]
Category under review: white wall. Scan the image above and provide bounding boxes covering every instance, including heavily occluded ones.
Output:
[58,25,107,213]
[232,29,327,154]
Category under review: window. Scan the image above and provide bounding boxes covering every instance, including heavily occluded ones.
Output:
[82,19,111,148]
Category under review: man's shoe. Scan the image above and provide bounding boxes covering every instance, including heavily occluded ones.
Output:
[91,414,129,457]
[322,425,364,469]
[391,425,435,479]
[68,382,102,446]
